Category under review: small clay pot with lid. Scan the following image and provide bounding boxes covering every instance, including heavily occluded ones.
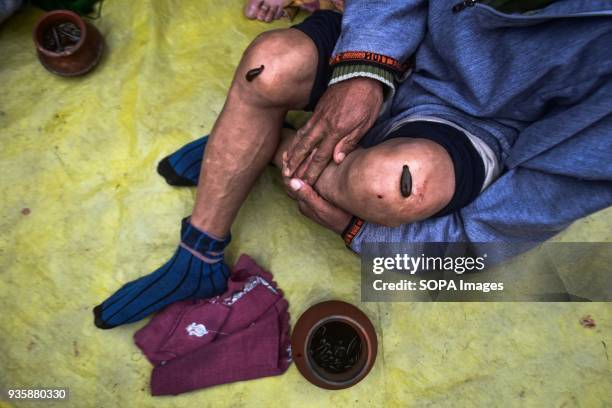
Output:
[33,10,104,77]
[291,300,377,389]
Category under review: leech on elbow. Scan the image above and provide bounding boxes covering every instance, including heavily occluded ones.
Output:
[400,164,412,197]
[246,65,265,81]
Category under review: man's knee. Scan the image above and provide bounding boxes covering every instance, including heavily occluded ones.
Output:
[344,139,455,226]
[233,29,317,107]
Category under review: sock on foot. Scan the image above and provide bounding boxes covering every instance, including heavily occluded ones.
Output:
[157,136,208,187]
[157,122,295,187]
[93,218,231,329]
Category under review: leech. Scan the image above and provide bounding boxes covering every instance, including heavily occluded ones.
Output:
[246,65,264,81]
[400,164,412,197]
[52,27,62,52]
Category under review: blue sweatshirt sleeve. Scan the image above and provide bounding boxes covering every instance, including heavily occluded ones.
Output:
[329,0,428,93]
[347,168,612,260]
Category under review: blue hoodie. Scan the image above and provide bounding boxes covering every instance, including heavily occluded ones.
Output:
[330,1,612,257]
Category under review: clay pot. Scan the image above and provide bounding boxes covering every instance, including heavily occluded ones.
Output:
[291,300,377,390]
[33,10,104,77]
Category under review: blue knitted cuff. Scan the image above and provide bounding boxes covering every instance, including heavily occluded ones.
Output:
[180,217,231,256]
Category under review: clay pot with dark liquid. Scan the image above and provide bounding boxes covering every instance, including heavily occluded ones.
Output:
[33,10,104,77]
[291,300,377,390]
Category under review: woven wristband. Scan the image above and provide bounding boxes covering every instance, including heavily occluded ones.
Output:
[341,216,364,249]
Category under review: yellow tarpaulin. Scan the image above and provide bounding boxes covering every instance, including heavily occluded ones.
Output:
[0,1,610,406]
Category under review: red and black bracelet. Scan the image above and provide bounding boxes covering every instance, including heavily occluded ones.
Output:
[341,216,364,249]
[330,51,407,73]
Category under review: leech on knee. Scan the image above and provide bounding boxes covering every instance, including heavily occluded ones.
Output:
[246,65,265,81]
[400,164,412,197]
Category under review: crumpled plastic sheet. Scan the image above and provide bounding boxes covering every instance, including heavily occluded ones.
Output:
[0,1,610,406]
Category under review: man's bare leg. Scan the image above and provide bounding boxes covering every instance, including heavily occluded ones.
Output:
[93,29,320,329]
[274,129,456,227]
[190,29,318,238]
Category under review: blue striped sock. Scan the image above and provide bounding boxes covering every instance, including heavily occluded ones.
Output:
[93,217,230,329]
[157,135,208,186]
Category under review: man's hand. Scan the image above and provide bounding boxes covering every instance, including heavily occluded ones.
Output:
[283,77,383,185]
[288,178,352,235]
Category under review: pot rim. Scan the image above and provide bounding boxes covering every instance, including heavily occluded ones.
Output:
[291,300,378,390]
[33,10,87,57]
[304,315,373,387]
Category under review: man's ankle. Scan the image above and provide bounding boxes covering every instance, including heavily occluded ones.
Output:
[188,215,230,241]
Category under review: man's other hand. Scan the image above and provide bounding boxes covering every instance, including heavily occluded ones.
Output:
[283,77,383,185]
[289,178,351,235]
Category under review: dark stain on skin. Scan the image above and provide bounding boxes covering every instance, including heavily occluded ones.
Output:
[377,195,383,199]
[400,165,412,197]
[246,65,265,82]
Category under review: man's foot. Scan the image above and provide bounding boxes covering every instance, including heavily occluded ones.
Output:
[93,218,231,329]
[157,136,208,187]
[244,0,286,22]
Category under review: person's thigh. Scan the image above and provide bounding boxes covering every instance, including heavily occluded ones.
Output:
[290,10,343,111]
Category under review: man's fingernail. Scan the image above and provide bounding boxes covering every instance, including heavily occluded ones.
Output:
[336,152,346,162]
[283,168,291,177]
[290,178,303,191]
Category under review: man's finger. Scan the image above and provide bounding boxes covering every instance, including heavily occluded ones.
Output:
[302,134,336,185]
[295,148,318,179]
[289,178,329,212]
[291,177,352,234]
[290,178,317,202]
[282,120,312,176]
[294,184,327,224]
[282,176,298,200]
[332,129,362,164]
[274,5,284,19]
[297,199,316,220]
[284,119,326,177]
[264,5,276,22]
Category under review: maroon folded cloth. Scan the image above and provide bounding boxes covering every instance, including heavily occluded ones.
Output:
[134,254,292,395]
